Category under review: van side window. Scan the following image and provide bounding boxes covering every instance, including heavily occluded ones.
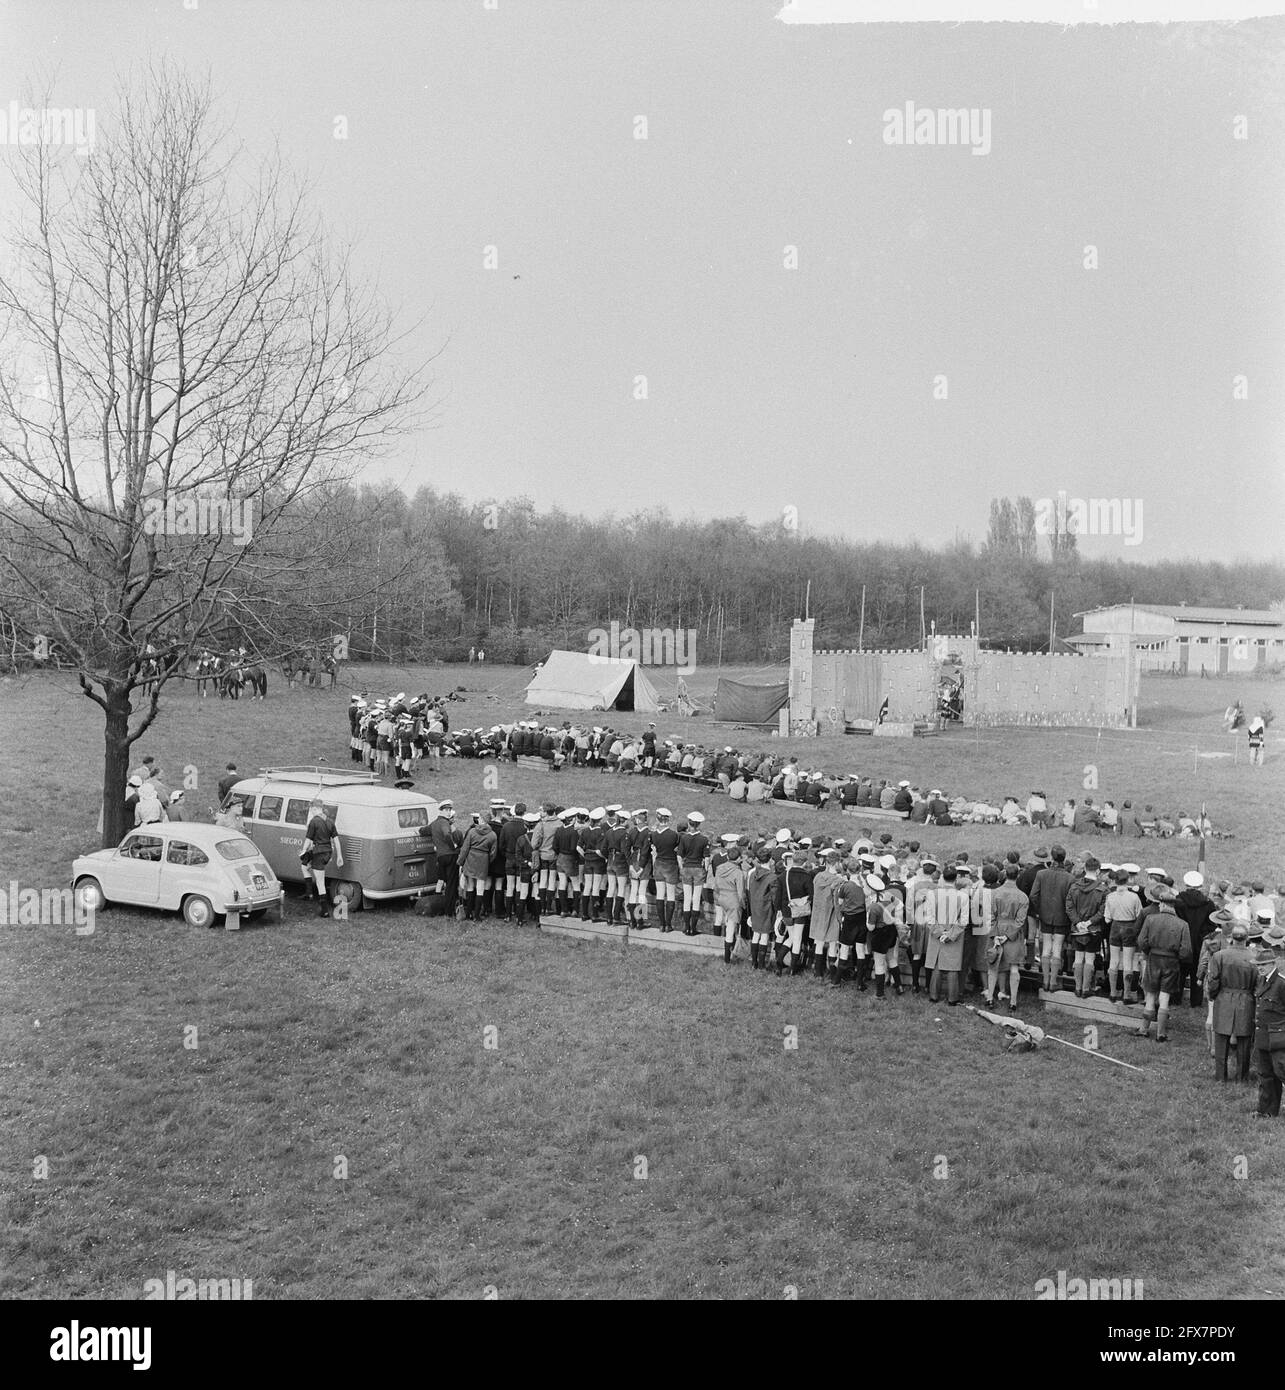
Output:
[228,792,256,818]
[257,795,284,823]
[285,799,311,826]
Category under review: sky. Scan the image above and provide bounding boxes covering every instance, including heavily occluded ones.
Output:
[1,0,1283,564]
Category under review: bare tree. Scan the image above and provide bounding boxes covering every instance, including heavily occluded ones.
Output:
[0,65,435,844]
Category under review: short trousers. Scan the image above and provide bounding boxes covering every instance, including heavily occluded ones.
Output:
[1000,936,1025,967]
[1109,922,1141,948]
[556,852,578,877]
[839,915,865,947]
[1145,957,1181,996]
[681,865,705,887]
[653,861,680,886]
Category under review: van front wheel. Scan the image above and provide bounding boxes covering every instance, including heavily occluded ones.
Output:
[331,881,363,913]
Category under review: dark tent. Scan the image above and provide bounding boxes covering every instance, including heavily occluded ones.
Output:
[715,677,789,725]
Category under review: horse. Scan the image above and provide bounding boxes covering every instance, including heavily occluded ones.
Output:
[219,660,267,700]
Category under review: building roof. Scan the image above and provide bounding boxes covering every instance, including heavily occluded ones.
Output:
[1076,604,1283,627]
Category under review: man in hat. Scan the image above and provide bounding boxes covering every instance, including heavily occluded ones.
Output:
[1198,908,1237,1055]
[677,812,711,935]
[1174,869,1216,1007]
[495,801,528,922]
[808,848,846,981]
[713,833,748,962]
[650,808,681,930]
[1029,845,1073,993]
[988,863,1030,1012]
[746,846,780,971]
[867,877,904,998]
[774,846,814,976]
[625,809,653,926]
[427,800,462,917]
[1135,885,1192,1043]
[1104,867,1143,1003]
[578,808,609,921]
[1207,923,1257,1082]
[926,866,968,1004]
[1252,926,1285,1115]
[1065,856,1108,998]
[639,724,658,776]
[530,801,561,916]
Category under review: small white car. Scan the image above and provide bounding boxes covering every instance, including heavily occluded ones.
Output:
[72,822,283,929]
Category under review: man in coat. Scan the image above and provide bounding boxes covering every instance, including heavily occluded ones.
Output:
[1029,845,1073,993]
[426,800,462,917]
[1135,885,1192,1043]
[926,865,968,1005]
[745,848,779,971]
[1206,923,1257,1082]
[1174,870,1216,1007]
[1253,927,1285,1117]
[808,849,846,980]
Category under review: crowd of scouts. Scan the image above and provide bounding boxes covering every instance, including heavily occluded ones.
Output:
[345,696,1216,838]
[344,695,1285,1118]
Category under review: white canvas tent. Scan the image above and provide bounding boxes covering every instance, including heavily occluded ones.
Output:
[525,650,661,712]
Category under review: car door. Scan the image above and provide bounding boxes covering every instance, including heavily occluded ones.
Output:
[109,832,165,905]
[162,837,212,909]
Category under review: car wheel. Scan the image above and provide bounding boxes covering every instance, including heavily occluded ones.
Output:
[74,877,107,915]
[182,895,216,928]
[331,880,363,912]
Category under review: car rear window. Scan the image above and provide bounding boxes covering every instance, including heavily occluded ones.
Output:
[256,795,284,822]
[215,839,260,862]
[397,806,430,828]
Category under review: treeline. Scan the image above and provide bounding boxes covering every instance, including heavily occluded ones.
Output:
[325,486,1284,664]
[5,482,1282,669]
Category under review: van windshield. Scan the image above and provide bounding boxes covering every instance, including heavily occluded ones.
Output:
[397,807,430,828]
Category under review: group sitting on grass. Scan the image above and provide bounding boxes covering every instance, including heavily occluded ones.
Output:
[344,698,1224,841]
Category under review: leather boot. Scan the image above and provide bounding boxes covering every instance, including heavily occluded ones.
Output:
[875,975,886,998]
[1155,1008,1169,1042]
[1135,1010,1155,1039]
[723,941,732,964]
[814,951,828,979]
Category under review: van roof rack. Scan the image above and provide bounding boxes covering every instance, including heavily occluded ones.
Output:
[259,766,382,785]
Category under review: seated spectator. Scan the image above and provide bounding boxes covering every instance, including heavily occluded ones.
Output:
[1072,798,1100,835]
[1026,790,1050,829]
[1060,799,1076,829]
[908,791,930,824]
[893,780,913,815]
[1118,800,1141,837]
[746,776,768,804]
[878,780,896,810]
[728,774,748,801]
[1098,800,1118,832]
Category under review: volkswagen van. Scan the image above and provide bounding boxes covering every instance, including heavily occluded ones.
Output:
[227,767,440,910]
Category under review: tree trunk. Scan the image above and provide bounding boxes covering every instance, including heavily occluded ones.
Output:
[101,683,133,848]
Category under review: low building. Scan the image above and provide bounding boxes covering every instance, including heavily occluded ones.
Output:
[1069,603,1285,674]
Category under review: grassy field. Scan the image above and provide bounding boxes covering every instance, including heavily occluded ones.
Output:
[2,662,1284,1299]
